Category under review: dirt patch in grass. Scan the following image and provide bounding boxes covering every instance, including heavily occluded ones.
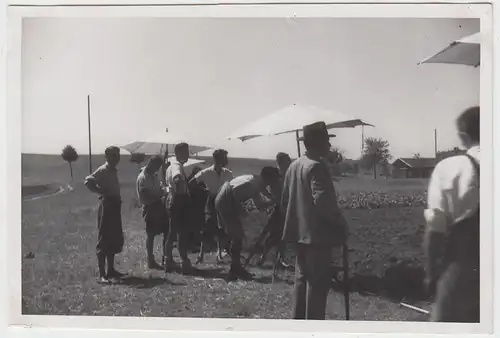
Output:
[22,184,61,198]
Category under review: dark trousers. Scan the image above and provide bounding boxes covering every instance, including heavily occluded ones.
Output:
[165,194,190,263]
[230,238,243,270]
[146,233,167,262]
[432,261,480,322]
[292,244,333,320]
[96,197,124,255]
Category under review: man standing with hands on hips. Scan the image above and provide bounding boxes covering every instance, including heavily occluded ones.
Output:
[281,121,348,320]
[84,146,126,284]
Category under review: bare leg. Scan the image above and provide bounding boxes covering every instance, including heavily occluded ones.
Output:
[216,238,224,262]
[106,254,126,279]
[97,253,109,283]
[196,240,205,264]
[146,233,155,265]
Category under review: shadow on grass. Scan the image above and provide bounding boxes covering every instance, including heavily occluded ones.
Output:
[191,267,226,279]
[166,267,227,280]
[119,276,186,289]
[253,274,295,286]
[331,262,428,303]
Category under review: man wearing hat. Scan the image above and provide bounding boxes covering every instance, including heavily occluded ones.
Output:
[281,121,348,320]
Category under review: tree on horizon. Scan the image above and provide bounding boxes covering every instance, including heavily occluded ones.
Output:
[61,145,79,181]
[360,137,392,179]
[322,147,344,177]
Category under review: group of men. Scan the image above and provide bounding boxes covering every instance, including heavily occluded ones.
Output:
[84,105,480,322]
[85,142,291,282]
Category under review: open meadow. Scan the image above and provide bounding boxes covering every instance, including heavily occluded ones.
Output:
[22,154,430,320]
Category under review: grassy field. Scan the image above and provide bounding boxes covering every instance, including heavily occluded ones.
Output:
[21,154,430,321]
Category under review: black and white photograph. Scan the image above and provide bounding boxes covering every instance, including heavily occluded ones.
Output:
[4,2,495,336]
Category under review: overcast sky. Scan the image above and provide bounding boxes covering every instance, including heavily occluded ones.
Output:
[22,18,479,160]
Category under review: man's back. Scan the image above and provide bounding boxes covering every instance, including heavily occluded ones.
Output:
[425,146,480,233]
[281,156,346,246]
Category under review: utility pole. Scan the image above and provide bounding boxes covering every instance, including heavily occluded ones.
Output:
[434,129,438,158]
[87,95,93,174]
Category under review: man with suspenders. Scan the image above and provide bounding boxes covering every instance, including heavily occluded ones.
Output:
[424,106,480,322]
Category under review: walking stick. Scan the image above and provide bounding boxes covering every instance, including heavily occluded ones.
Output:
[342,243,350,320]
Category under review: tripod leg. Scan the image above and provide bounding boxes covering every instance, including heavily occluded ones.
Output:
[342,244,350,320]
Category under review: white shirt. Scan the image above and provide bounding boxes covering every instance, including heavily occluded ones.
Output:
[136,167,164,206]
[165,159,188,195]
[230,175,262,203]
[194,165,233,195]
[424,146,480,233]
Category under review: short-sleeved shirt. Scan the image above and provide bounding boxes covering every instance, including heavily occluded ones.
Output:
[136,168,164,206]
[85,163,120,198]
[424,146,480,234]
[230,174,262,203]
[166,159,188,195]
[194,165,233,195]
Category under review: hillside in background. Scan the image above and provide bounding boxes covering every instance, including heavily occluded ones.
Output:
[22,153,275,186]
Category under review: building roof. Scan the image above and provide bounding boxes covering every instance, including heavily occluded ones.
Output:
[393,157,438,168]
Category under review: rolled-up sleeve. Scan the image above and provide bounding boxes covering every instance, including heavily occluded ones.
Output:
[424,164,448,233]
[194,169,205,183]
[310,163,347,228]
[84,166,103,186]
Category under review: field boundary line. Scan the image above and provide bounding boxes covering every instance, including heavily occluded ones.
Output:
[22,185,65,201]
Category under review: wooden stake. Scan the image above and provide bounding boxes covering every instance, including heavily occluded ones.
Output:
[400,302,430,315]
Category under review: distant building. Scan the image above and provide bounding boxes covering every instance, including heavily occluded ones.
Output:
[391,157,438,179]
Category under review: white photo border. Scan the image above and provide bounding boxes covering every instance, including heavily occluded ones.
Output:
[3,2,496,338]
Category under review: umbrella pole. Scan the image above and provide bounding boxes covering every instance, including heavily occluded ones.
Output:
[87,95,93,174]
[295,130,301,157]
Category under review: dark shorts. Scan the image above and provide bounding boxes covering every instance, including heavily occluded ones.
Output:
[142,199,169,236]
[97,197,124,255]
[215,183,244,240]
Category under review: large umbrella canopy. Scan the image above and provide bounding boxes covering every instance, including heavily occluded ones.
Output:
[226,104,373,142]
[418,32,480,67]
[121,130,213,155]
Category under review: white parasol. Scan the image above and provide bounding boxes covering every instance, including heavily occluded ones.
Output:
[226,104,373,156]
[418,32,480,67]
